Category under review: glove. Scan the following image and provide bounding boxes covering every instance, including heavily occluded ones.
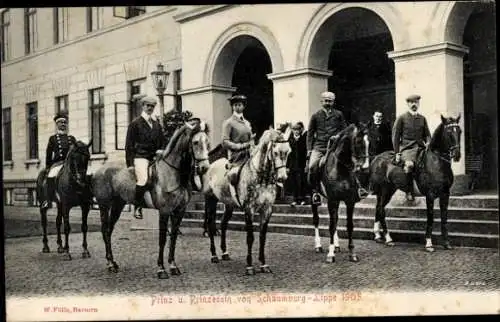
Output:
[395,153,402,164]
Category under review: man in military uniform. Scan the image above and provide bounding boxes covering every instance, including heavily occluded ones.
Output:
[125,96,166,219]
[306,91,348,205]
[41,112,77,210]
[392,94,431,201]
[221,94,255,187]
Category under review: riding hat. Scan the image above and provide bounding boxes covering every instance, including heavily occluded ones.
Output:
[53,112,68,123]
[406,94,421,102]
[228,94,247,105]
[140,96,157,106]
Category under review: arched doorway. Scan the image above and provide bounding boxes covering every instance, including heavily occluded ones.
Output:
[309,8,395,125]
[462,4,497,191]
[211,35,274,141]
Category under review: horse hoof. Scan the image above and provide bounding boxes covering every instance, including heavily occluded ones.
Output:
[211,256,219,264]
[444,243,453,250]
[157,270,169,279]
[42,246,50,253]
[221,254,231,261]
[385,241,395,247]
[170,267,181,276]
[260,265,273,273]
[325,256,335,263]
[215,230,220,236]
[202,231,209,237]
[245,267,256,275]
[63,253,72,261]
[425,246,435,253]
[315,247,323,253]
[349,254,359,262]
[57,247,65,253]
[82,251,91,259]
[375,237,384,244]
[334,246,341,253]
[107,266,119,273]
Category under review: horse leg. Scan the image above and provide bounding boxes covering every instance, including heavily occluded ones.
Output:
[167,208,183,276]
[61,204,72,261]
[258,210,272,273]
[244,210,256,275]
[346,202,359,262]
[220,204,234,261]
[326,199,340,263]
[312,203,323,253]
[100,199,124,273]
[374,194,384,243]
[439,193,453,250]
[206,195,219,263]
[425,195,436,252]
[203,195,220,238]
[380,187,396,246]
[80,203,91,259]
[40,207,50,253]
[56,205,64,253]
[157,212,169,279]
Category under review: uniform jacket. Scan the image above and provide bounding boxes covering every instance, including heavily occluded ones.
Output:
[288,131,307,171]
[46,132,76,168]
[221,114,253,164]
[307,108,348,152]
[367,120,393,157]
[392,111,431,153]
[125,115,166,167]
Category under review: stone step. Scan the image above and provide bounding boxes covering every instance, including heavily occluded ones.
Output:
[185,210,499,236]
[178,218,498,249]
[188,202,499,221]
[189,192,499,209]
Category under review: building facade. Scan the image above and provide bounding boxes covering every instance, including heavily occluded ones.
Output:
[1,3,497,206]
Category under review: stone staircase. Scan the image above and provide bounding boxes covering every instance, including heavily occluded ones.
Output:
[172,191,499,249]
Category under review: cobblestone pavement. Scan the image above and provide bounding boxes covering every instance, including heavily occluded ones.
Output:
[4,209,499,298]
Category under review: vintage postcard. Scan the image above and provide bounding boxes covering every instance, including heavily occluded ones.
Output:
[2,2,498,321]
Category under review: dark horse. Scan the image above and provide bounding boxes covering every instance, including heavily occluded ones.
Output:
[36,140,93,260]
[369,115,462,252]
[91,119,210,278]
[311,123,370,263]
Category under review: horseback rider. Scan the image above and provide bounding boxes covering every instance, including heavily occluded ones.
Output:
[392,94,431,201]
[125,95,166,219]
[306,91,348,205]
[222,94,255,187]
[41,112,77,209]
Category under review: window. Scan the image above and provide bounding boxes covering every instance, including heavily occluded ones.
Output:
[1,9,10,62]
[174,70,182,112]
[26,102,38,159]
[128,78,146,122]
[89,88,105,154]
[4,188,13,206]
[54,7,69,44]
[24,8,37,54]
[55,95,69,114]
[2,107,12,161]
[113,6,146,19]
[87,7,103,32]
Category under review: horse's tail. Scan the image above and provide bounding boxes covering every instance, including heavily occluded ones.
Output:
[35,168,47,205]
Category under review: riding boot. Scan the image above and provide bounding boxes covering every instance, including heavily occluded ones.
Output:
[41,177,56,209]
[133,185,147,219]
[406,173,415,201]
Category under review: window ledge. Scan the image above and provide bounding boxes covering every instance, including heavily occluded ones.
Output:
[90,153,108,163]
[24,159,41,169]
[3,161,14,169]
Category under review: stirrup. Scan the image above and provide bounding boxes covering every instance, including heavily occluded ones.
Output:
[311,193,322,205]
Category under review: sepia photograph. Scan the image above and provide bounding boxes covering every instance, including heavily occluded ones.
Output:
[1,2,498,320]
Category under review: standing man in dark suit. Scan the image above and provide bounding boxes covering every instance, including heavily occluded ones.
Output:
[41,112,77,210]
[287,122,308,206]
[125,96,166,219]
[392,94,431,201]
[367,110,393,159]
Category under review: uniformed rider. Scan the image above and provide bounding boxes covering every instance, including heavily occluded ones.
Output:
[306,91,348,205]
[392,94,431,201]
[125,95,166,219]
[41,112,76,209]
[222,94,255,187]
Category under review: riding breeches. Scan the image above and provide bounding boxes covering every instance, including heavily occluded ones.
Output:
[308,149,325,172]
[134,158,150,186]
[400,147,420,167]
[47,163,64,178]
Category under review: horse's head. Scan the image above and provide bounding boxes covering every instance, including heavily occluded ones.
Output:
[259,124,292,186]
[67,139,92,187]
[350,122,370,172]
[440,114,462,162]
[185,118,211,176]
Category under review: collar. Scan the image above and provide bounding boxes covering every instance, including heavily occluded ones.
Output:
[408,110,419,116]
[233,112,244,121]
[141,111,156,122]
[374,121,381,125]
[56,130,67,135]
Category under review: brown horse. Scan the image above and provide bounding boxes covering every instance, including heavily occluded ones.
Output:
[202,125,291,275]
[36,140,93,260]
[369,115,462,252]
[311,123,370,263]
[91,119,210,279]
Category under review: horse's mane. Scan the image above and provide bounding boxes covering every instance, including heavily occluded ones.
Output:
[429,122,445,152]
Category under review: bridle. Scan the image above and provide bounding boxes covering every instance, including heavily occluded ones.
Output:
[161,128,209,172]
[433,123,461,164]
[62,144,90,188]
[251,136,289,185]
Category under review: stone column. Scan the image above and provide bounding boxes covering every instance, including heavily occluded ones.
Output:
[267,68,332,128]
[388,42,470,195]
[178,85,236,147]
